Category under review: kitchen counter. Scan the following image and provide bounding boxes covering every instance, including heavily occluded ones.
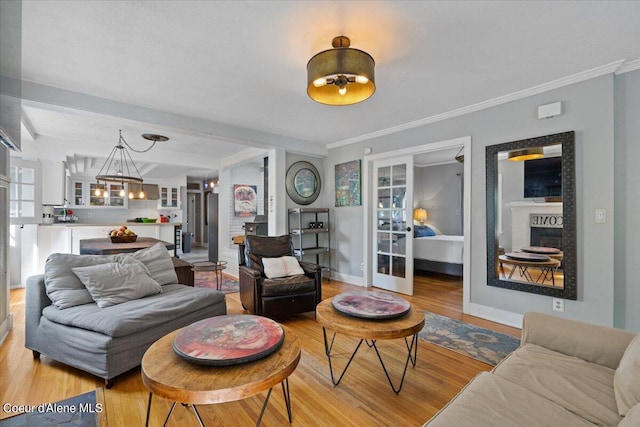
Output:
[41,222,182,226]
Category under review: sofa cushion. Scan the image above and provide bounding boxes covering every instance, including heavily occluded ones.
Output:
[423,372,594,427]
[619,403,640,427]
[44,253,119,309]
[493,343,620,427]
[262,275,315,297]
[42,284,225,337]
[614,334,640,416]
[117,243,178,285]
[72,262,162,308]
[262,256,305,278]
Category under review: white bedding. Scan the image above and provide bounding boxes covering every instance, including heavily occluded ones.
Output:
[414,235,464,264]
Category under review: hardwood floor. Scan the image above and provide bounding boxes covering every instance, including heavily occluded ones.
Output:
[0,273,520,426]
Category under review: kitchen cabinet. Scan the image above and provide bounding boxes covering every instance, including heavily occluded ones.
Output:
[159,185,180,208]
[41,160,66,206]
[69,180,128,208]
[37,226,72,272]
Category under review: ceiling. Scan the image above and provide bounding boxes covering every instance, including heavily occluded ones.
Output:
[9,1,640,179]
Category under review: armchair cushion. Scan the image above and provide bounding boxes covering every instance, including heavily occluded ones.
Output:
[262,256,305,278]
[262,275,316,297]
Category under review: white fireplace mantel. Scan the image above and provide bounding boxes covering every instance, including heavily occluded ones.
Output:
[507,201,563,251]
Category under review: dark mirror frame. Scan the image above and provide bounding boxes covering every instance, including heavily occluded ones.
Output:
[485,131,577,300]
[285,161,321,205]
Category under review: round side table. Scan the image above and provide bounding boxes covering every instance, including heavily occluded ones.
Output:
[192,261,228,291]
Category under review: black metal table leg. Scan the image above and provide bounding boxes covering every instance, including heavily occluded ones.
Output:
[323,328,419,394]
[322,327,365,386]
[370,333,419,394]
[145,393,153,427]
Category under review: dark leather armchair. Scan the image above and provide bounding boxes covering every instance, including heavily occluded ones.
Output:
[239,234,322,318]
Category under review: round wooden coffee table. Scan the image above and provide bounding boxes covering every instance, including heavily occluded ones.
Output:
[316,296,425,394]
[141,321,300,427]
[498,255,561,285]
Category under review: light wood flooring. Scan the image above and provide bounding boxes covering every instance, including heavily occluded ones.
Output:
[0,273,520,426]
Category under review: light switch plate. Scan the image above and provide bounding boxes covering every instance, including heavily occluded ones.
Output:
[595,209,606,224]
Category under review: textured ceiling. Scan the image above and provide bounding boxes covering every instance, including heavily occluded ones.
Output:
[10,1,640,178]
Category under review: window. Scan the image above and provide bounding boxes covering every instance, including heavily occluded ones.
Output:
[9,164,36,219]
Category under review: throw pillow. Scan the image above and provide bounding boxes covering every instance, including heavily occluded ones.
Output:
[72,262,162,308]
[116,242,178,285]
[619,403,640,426]
[44,253,119,309]
[414,225,436,237]
[614,334,640,416]
[262,256,305,279]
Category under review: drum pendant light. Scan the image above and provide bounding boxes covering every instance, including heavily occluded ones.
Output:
[307,36,375,106]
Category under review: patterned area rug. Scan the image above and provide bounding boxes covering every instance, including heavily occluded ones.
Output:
[0,389,105,426]
[418,311,520,365]
[194,272,239,294]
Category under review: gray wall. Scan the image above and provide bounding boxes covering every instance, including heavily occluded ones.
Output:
[614,69,640,331]
[326,75,621,328]
[414,162,464,235]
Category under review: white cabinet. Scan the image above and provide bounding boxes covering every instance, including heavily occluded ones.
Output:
[71,226,113,254]
[37,226,72,273]
[159,185,180,208]
[69,180,128,208]
[41,161,66,206]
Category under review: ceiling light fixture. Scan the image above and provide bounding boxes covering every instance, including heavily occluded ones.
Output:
[307,35,375,106]
[95,130,168,197]
[508,147,544,162]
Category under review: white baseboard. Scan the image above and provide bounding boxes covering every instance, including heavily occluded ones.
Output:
[466,302,523,329]
[0,314,14,346]
[330,272,365,287]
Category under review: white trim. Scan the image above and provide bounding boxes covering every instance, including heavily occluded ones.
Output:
[467,302,523,329]
[328,60,626,149]
[363,136,471,309]
[0,314,13,346]
[616,59,640,75]
[331,272,365,287]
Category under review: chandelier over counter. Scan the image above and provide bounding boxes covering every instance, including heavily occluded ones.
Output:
[307,36,375,106]
[95,130,168,199]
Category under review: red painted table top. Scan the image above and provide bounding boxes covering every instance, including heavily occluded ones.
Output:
[172,315,284,366]
[331,291,411,320]
[505,252,551,262]
[521,246,562,255]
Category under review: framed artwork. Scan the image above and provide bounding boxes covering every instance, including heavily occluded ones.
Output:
[335,160,361,207]
[234,184,257,216]
[285,161,321,205]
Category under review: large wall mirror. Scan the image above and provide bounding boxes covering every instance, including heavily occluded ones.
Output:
[486,131,576,300]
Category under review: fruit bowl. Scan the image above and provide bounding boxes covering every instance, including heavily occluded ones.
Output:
[111,235,137,243]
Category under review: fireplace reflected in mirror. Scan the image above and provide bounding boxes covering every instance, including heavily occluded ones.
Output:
[486,131,576,300]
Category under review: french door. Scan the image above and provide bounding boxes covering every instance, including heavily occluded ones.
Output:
[372,156,414,295]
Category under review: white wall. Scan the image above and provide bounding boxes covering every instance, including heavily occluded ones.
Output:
[327,75,619,328]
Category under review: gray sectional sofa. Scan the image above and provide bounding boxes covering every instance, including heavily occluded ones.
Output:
[25,244,227,387]
[424,312,640,427]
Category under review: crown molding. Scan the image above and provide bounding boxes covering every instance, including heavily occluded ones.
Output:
[616,59,640,75]
[327,59,627,149]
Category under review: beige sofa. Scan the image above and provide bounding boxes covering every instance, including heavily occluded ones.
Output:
[425,312,640,427]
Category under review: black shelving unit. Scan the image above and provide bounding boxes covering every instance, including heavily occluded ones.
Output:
[288,208,330,279]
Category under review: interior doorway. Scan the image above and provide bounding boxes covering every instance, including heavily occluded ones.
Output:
[363,136,471,312]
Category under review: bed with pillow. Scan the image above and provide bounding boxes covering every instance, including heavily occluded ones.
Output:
[25,243,227,387]
[413,224,464,276]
